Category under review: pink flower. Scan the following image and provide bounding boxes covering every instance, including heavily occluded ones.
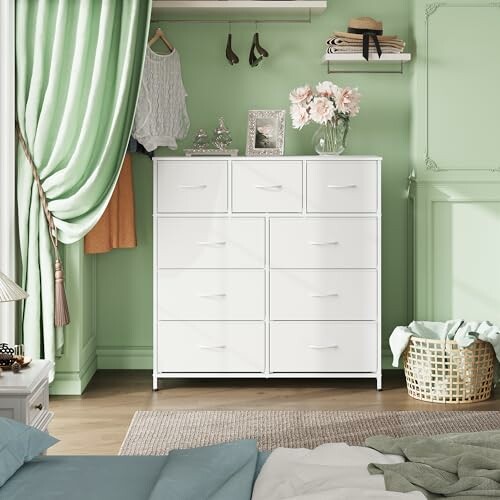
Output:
[289,85,312,105]
[316,81,339,97]
[290,104,310,129]
[310,97,335,124]
[333,87,361,116]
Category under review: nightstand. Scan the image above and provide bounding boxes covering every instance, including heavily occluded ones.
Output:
[0,359,53,431]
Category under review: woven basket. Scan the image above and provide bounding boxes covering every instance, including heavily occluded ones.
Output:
[404,337,495,403]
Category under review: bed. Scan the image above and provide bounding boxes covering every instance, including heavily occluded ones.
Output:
[2,416,500,499]
[1,440,422,500]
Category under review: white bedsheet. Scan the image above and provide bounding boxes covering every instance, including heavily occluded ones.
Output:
[252,443,425,500]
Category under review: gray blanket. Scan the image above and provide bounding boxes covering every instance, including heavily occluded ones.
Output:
[366,431,500,499]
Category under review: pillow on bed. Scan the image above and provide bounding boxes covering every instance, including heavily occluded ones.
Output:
[0,417,58,487]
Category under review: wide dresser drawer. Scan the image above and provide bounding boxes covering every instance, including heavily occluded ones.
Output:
[157,218,265,269]
[270,218,377,269]
[307,161,378,213]
[270,269,377,320]
[158,270,265,320]
[158,322,265,372]
[270,322,378,373]
[232,160,302,213]
[157,160,227,213]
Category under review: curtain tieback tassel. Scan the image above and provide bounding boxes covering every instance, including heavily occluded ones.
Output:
[54,258,70,327]
[15,120,71,327]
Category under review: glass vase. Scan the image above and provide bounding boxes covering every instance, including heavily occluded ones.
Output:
[312,115,349,155]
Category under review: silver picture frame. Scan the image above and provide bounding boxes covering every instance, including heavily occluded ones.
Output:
[246,110,285,156]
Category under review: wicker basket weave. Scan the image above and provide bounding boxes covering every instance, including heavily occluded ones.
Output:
[404,337,495,403]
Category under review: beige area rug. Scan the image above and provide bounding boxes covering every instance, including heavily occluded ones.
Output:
[119,410,500,455]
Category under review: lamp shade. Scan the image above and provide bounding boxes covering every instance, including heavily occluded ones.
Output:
[0,272,28,303]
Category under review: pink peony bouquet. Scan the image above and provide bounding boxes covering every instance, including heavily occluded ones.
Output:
[289,81,361,129]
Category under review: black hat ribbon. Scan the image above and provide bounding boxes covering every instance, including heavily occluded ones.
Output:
[347,27,383,61]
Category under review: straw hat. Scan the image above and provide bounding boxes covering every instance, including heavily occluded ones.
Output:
[335,17,398,42]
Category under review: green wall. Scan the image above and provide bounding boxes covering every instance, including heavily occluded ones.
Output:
[95,0,412,369]
[411,1,500,325]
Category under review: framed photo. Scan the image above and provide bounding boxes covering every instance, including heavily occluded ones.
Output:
[246,110,285,156]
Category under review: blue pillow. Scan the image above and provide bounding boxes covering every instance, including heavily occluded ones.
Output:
[148,440,261,500]
[0,417,58,487]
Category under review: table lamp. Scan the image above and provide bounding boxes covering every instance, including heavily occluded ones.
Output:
[0,272,28,375]
[0,271,28,303]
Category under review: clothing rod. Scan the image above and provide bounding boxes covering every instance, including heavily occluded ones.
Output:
[150,8,311,24]
[150,18,311,23]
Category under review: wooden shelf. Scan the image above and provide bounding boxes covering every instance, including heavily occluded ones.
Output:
[152,1,328,20]
[322,53,412,64]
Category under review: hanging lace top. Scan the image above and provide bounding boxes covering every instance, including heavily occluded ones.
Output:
[132,47,190,152]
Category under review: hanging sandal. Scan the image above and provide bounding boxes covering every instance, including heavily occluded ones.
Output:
[249,33,263,67]
[226,33,239,65]
[254,32,269,58]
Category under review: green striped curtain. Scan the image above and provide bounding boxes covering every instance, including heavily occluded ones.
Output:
[16,0,151,368]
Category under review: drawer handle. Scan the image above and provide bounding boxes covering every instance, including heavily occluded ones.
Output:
[308,241,339,246]
[34,403,43,411]
[179,184,208,190]
[327,184,357,189]
[198,293,227,298]
[198,345,227,350]
[255,184,283,191]
[310,293,339,298]
[307,344,339,350]
[196,241,227,247]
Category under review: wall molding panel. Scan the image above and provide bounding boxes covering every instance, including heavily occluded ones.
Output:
[414,182,500,322]
[423,2,500,174]
[51,244,97,395]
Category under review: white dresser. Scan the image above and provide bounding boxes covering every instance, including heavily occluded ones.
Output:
[153,156,382,390]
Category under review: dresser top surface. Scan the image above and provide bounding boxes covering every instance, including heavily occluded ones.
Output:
[0,360,52,394]
[154,155,383,162]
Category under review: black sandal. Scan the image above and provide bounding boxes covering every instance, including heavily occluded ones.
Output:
[249,33,263,67]
[254,32,269,58]
[226,33,239,65]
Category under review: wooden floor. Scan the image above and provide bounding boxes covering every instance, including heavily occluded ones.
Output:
[49,370,500,455]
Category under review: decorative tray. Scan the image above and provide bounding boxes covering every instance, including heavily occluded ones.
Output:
[184,148,239,157]
[0,356,32,370]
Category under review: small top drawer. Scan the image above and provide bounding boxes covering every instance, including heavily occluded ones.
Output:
[157,160,228,213]
[307,161,378,213]
[232,161,302,213]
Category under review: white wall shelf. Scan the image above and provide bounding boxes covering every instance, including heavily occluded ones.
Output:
[322,53,412,74]
[152,1,327,22]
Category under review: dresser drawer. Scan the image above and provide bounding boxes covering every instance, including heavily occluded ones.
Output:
[270,322,377,373]
[232,161,302,213]
[307,161,378,213]
[157,160,228,213]
[270,218,377,269]
[27,381,49,427]
[158,322,264,372]
[157,218,265,269]
[158,270,265,320]
[270,270,377,320]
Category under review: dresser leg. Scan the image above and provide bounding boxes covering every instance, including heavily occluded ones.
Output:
[153,375,158,391]
[377,374,383,391]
